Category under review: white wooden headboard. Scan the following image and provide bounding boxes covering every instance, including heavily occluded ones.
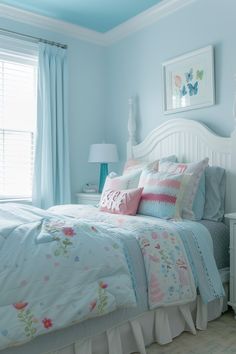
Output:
[127,98,236,214]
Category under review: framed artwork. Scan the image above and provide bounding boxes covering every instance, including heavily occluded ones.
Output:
[162,46,215,114]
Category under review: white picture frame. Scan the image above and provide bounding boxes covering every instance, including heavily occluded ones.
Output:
[162,45,215,114]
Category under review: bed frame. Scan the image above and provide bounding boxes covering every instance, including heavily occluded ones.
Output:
[3,101,233,354]
[127,97,236,214]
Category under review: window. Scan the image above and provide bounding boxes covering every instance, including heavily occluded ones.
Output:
[0,37,38,199]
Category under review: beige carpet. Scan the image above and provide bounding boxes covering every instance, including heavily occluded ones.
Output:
[142,311,236,354]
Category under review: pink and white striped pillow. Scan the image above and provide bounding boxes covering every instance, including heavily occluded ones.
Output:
[138,170,185,219]
[159,158,209,220]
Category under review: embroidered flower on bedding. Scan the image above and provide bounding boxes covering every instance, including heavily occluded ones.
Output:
[0,205,137,351]
[37,218,76,257]
[97,281,108,314]
[43,219,66,234]
[53,236,74,257]
[63,227,76,237]
[149,273,165,303]
[137,225,196,308]
[13,303,38,338]
[42,318,53,329]
[89,300,97,312]
[89,281,109,314]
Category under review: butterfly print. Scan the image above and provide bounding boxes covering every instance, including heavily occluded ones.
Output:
[187,81,198,96]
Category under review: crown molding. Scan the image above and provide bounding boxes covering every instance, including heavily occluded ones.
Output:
[104,0,196,44]
[0,4,106,46]
[0,0,195,46]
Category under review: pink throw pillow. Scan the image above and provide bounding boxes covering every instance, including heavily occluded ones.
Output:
[99,187,143,215]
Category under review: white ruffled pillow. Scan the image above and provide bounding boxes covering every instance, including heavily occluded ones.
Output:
[123,155,177,175]
[103,170,141,192]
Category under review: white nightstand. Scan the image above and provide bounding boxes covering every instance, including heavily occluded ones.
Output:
[225,212,236,317]
[76,193,101,206]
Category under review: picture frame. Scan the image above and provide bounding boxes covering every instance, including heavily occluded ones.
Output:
[162,45,215,114]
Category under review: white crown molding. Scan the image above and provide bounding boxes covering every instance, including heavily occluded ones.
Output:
[0,4,106,46]
[104,0,196,44]
[0,0,195,46]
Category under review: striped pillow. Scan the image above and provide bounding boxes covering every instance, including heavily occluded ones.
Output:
[159,158,209,220]
[138,170,185,219]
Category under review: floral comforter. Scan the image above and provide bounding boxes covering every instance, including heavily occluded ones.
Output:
[0,203,224,350]
[51,204,225,305]
[0,204,136,350]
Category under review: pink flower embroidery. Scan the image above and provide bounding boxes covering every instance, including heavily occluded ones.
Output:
[42,318,53,329]
[90,300,97,311]
[99,281,108,289]
[151,232,158,240]
[162,231,169,239]
[63,227,75,237]
[13,302,28,310]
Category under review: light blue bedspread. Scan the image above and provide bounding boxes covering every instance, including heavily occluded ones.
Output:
[50,204,225,305]
[0,204,136,350]
[0,203,225,351]
[173,221,225,303]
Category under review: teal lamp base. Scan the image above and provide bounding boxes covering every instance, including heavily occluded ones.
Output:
[99,163,108,193]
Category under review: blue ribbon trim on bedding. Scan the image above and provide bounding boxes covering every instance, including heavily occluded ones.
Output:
[173,221,225,303]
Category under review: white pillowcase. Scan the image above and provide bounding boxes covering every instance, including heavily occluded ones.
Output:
[102,170,141,193]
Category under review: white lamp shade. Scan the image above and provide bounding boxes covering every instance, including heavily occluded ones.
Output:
[88,144,118,163]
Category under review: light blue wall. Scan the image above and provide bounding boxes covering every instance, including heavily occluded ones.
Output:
[105,0,236,172]
[1,17,106,201]
[2,0,236,197]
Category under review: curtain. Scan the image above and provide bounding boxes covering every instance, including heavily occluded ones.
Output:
[33,42,71,209]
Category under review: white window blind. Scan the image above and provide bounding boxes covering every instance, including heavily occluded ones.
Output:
[0,36,38,199]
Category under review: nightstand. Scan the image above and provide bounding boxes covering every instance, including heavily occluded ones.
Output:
[225,212,236,317]
[76,193,101,206]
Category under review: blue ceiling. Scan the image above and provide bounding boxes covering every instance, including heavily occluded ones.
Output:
[2,0,163,33]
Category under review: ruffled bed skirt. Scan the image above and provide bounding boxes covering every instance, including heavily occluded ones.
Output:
[47,283,228,354]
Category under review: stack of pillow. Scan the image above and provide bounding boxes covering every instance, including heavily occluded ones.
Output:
[99,155,226,222]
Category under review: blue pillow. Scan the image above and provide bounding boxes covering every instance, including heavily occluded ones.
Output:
[203,166,226,221]
[192,173,205,220]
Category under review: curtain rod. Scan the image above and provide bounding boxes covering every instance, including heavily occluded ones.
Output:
[0,28,67,49]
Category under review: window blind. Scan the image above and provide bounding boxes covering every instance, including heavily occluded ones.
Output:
[0,38,38,199]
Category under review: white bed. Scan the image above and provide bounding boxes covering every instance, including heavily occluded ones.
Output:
[2,102,235,354]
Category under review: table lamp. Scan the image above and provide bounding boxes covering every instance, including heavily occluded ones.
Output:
[88,143,118,193]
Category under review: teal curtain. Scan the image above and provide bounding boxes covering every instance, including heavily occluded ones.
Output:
[33,43,71,209]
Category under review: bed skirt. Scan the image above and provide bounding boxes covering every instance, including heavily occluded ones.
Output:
[45,280,228,354]
[2,269,228,354]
